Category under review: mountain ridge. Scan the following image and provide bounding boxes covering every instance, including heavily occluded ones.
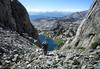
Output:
[30,12,73,20]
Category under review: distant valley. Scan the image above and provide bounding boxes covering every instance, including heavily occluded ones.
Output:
[1,0,100,69]
[30,10,88,30]
[30,10,88,49]
[29,12,73,20]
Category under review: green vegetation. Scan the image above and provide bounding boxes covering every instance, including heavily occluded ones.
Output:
[55,38,64,47]
[91,41,100,49]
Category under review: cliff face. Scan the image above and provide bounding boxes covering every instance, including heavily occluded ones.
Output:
[68,0,100,48]
[0,0,38,38]
[0,0,39,68]
[0,0,16,30]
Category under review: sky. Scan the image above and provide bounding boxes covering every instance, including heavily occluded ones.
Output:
[19,0,93,12]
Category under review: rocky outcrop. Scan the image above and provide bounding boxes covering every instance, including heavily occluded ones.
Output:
[0,0,39,68]
[0,27,38,69]
[63,0,100,49]
[1,26,100,69]
[1,0,100,69]
[0,0,38,38]
[0,0,16,30]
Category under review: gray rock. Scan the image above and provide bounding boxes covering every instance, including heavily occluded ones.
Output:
[81,65,87,69]
[0,0,38,38]
[5,60,11,64]
[96,62,100,69]
[72,59,80,65]
[46,60,53,65]
[70,0,100,48]
[96,46,100,49]
[0,27,37,68]
[26,64,31,68]
[12,54,18,62]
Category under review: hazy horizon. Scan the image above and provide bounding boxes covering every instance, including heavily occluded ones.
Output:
[19,0,93,13]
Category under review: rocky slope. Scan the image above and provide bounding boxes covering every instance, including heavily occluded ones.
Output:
[0,0,38,38]
[28,47,100,69]
[1,26,100,69]
[0,27,38,69]
[1,0,100,69]
[0,0,39,68]
[63,0,100,49]
[27,1,100,68]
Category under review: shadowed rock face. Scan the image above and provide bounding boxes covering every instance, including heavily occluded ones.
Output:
[63,0,100,49]
[0,0,38,38]
[0,0,16,30]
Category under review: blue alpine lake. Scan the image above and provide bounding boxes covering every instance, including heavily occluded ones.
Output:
[38,35,58,51]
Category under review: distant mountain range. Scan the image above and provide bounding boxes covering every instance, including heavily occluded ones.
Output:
[31,10,88,31]
[29,12,73,20]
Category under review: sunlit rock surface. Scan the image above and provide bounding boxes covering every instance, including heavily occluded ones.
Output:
[63,0,100,49]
